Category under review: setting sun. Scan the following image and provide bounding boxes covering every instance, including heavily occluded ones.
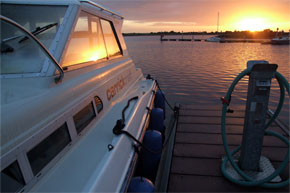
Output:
[237,18,268,31]
[226,7,288,32]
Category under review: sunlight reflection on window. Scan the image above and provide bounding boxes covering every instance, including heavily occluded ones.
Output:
[101,19,121,57]
[88,48,107,61]
[62,12,107,67]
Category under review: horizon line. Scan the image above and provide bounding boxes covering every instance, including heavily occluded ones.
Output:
[122,29,289,34]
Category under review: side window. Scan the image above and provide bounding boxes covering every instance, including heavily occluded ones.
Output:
[100,19,122,57]
[27,123,71,175]
[94,96,103,113]
[62,11,107,67]
[1,161,25,192]
[73,102,96,134]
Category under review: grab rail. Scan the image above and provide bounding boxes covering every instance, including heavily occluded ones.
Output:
[0,15,64,83]
[80,0,124,19]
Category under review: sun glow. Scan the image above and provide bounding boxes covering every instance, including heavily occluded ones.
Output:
[89,54,100,62]
[87,49,107,62]
[237,18,268,31]
[224,8,288,32]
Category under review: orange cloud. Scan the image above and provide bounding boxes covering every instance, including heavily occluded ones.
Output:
[94,0,290,33]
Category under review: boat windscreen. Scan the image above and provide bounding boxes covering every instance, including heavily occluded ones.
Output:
[0,4,67,74]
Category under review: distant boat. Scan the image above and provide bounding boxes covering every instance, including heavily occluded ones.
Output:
[206,12,222,42]
[205,36,223,42]
[270,28,289,45]
[271,36,290,45]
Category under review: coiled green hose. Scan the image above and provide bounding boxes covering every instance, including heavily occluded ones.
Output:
[221,69,290,188]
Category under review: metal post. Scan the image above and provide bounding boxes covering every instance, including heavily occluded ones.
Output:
[239,61,278,171]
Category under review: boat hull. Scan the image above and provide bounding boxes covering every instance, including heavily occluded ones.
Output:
[271,40,290,45]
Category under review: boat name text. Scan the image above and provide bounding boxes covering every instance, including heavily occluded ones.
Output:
[107,77,125,101]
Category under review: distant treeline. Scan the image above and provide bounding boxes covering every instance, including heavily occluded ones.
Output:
[123,29,289,39]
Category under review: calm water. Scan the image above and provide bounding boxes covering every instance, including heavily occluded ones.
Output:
[125,36,289,125]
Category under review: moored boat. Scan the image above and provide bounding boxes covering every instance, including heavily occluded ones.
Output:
[271,36,290,45]
[0,0,175,192]
[205,36,223,42]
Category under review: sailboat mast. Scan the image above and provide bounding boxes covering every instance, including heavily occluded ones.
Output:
[217,12,219,33]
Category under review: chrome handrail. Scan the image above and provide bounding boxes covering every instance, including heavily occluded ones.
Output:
[80,0,124,19]
[0,15,64,83]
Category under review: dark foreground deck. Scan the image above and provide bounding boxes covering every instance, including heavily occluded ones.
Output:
[167,104,289,192]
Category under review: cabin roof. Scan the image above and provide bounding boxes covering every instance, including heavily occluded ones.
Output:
[1,0,81,6]
[1,0,124,19]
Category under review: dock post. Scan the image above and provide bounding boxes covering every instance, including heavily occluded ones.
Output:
[238,60,277,171]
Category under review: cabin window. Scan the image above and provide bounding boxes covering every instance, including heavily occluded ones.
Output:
[94,96,103,113]
[62,11,107,67]
[73,102,96,134]
[1,161,25,192]
[100,19,122,57]
[27,123,71,175]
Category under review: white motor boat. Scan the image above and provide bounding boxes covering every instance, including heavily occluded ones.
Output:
[0,0,172,192]
[205,36,222,42]
[271,36,290,45]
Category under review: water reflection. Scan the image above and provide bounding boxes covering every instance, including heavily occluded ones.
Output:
[125,36,289,125]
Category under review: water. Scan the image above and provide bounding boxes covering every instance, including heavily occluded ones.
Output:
[125,36,289,125]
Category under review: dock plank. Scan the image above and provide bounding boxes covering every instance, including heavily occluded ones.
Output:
[178,116,245,125]
[179,109,245,117]
[171,157,221,176]
[167,105,289,192]
[168,174,289,192]
[170,157,289,180]
[179,104,245,111]
[173,144,288,162]
[177,123,243,134]
[175,132,287,147]
[177,123,283,134]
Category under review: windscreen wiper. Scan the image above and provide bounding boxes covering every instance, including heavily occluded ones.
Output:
[19,22,58,43]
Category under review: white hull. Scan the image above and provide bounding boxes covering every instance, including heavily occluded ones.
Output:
[271,36,290,45]
[205,36,222,42]
[1,1,158,192]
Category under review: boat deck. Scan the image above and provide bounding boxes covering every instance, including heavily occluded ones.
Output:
[167,104,289,192]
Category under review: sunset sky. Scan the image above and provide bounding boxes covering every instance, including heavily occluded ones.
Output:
[94,0,289,33]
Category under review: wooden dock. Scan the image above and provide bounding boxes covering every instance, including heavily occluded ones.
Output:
[160,36,270,43]
[161,38,195,42]
[167,104,289,192]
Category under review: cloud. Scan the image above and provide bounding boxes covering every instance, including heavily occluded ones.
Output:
[149,22,197,27]
[128,21,197,27]
[123,20,212,33]
[93,0,218,23]
[93,0,289,32]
